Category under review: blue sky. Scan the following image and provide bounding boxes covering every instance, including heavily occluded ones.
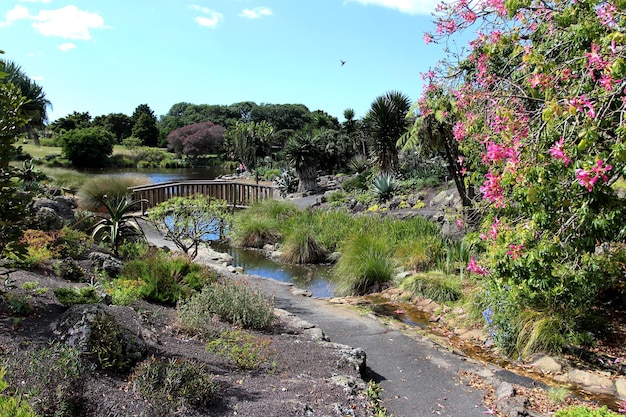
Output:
[1,0,445,124]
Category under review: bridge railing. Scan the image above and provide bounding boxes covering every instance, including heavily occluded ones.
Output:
[129,180,276,213]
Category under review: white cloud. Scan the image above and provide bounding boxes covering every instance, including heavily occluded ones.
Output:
[0,5,107,39]
[346,0,438,15]
[189,4,223,28]
[19,0,53,3]
[57,42,76,51]
[240,7,272,19]
[32,5,107,40]
[0,5,30,27]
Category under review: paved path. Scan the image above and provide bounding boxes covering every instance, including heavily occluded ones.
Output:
[142,220,498,417]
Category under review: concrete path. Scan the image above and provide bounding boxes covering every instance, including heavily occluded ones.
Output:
[142,221,497,417]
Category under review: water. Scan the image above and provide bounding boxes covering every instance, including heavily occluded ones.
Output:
[83,166,230,184]
[215,244,337,298]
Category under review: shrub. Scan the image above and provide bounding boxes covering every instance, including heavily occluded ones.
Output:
[326,189,347,204]
[91,195,146,255]
[399,272,462,302]
[132,356,219,413]
[106,278,143,306]
[178,278,275,330]
[60,127,115,168]
[53,287,100,306]
[341,172,370,192]
[332,232,396,296]
[87,311,145,372]
[395,235,444,271]
[206,330,274,371]
[54,258,86,281]
[348,154,370,174]
[554,406,622,417]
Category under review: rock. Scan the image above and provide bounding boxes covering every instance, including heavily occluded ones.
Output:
[495,381,515,400]
[458,329,484,341]
[615,377,626,400]
[532,355,562,374]
[32,206,64,231]
[88,251,123,277]
[322,341,367,377]
[568,369,616,395]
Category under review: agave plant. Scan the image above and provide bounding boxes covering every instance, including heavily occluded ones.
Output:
[91,195,146,255]
[371,173,397,202]
[347,154,370,174]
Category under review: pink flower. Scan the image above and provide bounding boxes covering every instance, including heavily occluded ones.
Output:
[480,170,505,207]
[576,169,595,191]
[455,218,464,229]
[423,32,433,44]
[568,95,596,119]
[467,257,489,276]
[453,122,468,141]
[549,137,572,166]
[586,43,608,73]
[596,2,618,27]
[506,244,524,260]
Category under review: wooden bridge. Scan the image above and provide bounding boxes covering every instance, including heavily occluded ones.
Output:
[129,180,276,213]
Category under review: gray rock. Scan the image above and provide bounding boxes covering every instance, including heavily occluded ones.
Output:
[495,381,515,400]
[33,206,64,231]
[568,369,616,395]
[615,377,626,400]
[88,251,123,277]
[532,355,562,374]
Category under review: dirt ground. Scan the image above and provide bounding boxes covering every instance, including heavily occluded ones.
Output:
[0,263,374,417]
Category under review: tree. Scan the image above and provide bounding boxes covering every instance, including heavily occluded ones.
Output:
[224,120,274,170]
[93,112,133,143]
[0,59,51,144]
[49,111,92,133]
[365,91,412,173]
[147,195,232,260]
[166,121,225,158]
[424,0,626,355]
[0,53,32,257]
[131,104,159,146]
[284,133,323,192]
[60,127,114,168]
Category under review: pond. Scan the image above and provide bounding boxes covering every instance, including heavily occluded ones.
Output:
[83,166,230,184]
[214,243,337,299]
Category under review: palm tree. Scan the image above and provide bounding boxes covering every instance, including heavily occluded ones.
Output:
[365,91,412,173]
[284,133,323,193]
[1,60,51,144]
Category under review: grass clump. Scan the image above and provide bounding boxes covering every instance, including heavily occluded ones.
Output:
[132,356,219,414]
[554,406,622,417]
[206,329,275,371]
[177,277,275,331]
[231,199,299,248]
[332,232,396,296]
[76,174,151,212]
[399,272,463,302]
[53,287,100,306]
[87,311,146,372]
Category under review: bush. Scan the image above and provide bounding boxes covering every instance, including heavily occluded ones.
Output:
[399,272,462,302]
[332,232,396,296]
[178,277,275,331]
[87,311,145,372]
[341,172,370,192]
[231,199,299,248]
[206,330,274,371]
[554,406,622,417]
[132,356,218,413]
[60,127,115,168]
[53,287,100,306]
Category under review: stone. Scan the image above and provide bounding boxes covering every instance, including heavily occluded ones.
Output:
[33,206,64,231]
[615,377,626,400]
[495,381,515,400]
[568,369,616,395]
[532,355,562,374]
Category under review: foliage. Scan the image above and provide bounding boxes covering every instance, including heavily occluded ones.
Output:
[332,232,396,296]
[348,154,370,174]
[280,219,329,264]
[131,104,159,147]
[371,173,398,202]
[0,369,37,417]
[284,133,323,192]
[230,199,298,248]
[131,356,218,413]
[77,174,150,212]
[178,277,275,330]
[60,127,115,168]
[274,166,298,197]
[116,251,214,305]
[53,286,100,306]
[423,0,626,353]
[399,272,462,302]
[91,195,146,255]
[87,310,144,372]
[341,171,372,192]
[92,112,133,142]
[365,90,412,173]
[147,195,231,259]
[224,120,274,170]
[206,329,275,371]
[554,406,622,417]
[166,121,225,158]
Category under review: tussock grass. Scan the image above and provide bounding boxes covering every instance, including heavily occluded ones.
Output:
[76,174,151,211]
[399,272,463,302]
[513,309,566,358]
[231,200,299,248]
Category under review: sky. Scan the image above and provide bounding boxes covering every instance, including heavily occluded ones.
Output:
[1,0,448,124]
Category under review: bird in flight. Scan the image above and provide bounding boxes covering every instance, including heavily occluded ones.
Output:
[340,60,346,66]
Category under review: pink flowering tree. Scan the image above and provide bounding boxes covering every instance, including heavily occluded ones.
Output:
[421,0,626,355]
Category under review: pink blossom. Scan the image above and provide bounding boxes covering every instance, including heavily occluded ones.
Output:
[455,218,464,229]
[576,169,596,191]
[596,2,618,27]
[599,72,620,91]
[484,141,507,163]
[467,257,489,276]
[585,43,608,73]
[549,137,572,166]
[592,159,612,182]
[453,122,468,141]
[506,244,524,260]
[480,171,505,207]
[577,160,613,191]
[423,32,433,44]
[568,95,596,119]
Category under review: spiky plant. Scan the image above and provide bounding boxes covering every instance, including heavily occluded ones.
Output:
[371,173,397,202]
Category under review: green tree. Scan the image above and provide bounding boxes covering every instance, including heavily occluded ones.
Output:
[224,120,274,170]
[284,133,323,192]
[0,52,32,258]
[365,91,412,173]
[93,112,133,143]
[49,111,92,133]
[0,59,51,144]
[60,127,114,168]
[147,195,232,259]
[131,104,159,146]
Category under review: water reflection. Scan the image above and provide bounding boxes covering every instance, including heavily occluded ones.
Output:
[215,244,337,299]
[82,167,230,184]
